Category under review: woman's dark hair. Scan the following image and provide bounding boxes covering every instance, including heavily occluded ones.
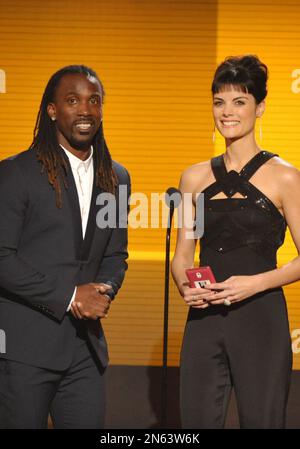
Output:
[212,55,268,104]
[30,64,117,208]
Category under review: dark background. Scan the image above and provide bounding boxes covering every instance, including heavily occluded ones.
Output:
[105,366,300,428]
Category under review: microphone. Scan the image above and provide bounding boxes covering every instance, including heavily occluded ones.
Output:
[161,187,182,427]
[165,187,182,210]
[165,187,182,229]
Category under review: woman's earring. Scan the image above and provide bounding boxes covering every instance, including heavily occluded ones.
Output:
[212,125,216,143]
[51,116,56,122]
[259,117,263,142]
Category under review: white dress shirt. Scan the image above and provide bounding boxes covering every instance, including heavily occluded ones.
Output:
[60,144,94,237]
[60,145,94,310]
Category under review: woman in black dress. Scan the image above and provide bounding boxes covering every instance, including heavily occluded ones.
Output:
[171,55,298,429]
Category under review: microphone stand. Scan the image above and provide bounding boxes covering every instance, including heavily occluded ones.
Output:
[161,203,175,428]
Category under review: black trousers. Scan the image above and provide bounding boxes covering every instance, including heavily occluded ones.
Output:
[0,333,106,429]
[180,292,292,429]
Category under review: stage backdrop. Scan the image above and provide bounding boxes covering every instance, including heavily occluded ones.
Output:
[0,0,299,369]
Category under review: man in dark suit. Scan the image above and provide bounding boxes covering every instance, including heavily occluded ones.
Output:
[0,65,130,429]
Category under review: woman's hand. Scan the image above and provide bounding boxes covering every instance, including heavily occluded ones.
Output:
[204,274,263,306]
[182,285,215,309]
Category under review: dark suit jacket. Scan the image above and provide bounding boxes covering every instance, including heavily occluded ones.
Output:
[0,148,130,370]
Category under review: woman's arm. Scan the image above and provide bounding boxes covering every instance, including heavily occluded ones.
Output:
[258,165,300,289]
[171,165,212,308]
[171,170,197,296]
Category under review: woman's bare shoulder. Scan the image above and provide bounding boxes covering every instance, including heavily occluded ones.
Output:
[180,160,213,192]
[259,155,300,197]
[268,155,300,179]
[182,160,211,176]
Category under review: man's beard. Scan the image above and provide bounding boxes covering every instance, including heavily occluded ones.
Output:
[68,135,93,151]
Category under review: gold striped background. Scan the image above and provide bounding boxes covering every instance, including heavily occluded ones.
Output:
[0,0,299,368]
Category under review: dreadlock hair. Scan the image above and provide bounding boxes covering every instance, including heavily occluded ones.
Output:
[212,55,268,104]
[30,64,118,208]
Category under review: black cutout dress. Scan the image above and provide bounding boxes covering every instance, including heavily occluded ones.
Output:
[180,151,292,429]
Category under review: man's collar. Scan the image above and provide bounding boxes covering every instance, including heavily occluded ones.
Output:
[60,144,94,172]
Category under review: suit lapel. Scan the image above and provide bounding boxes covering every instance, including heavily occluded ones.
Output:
[62,149,103,262]
[61,160,82,262]
[80,159,103,261]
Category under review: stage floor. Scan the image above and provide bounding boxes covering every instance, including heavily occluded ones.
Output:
[105,366,300,429]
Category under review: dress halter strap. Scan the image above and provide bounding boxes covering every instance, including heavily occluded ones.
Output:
[212,150,277,183]
[209,151,278,198]
[232,151,278,180]
[202,150,283,222]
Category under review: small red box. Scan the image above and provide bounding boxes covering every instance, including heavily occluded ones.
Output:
[185,266,216,289]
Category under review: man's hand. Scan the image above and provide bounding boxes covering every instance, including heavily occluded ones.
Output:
[70,283,112,320]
